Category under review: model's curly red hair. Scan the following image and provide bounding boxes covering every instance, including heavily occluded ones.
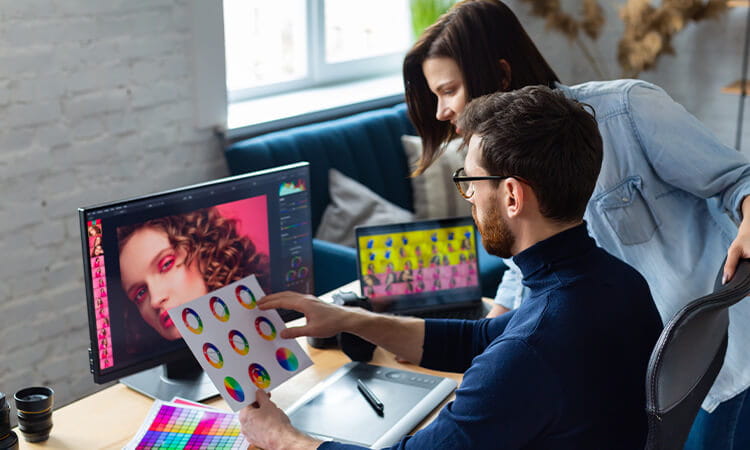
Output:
[117,207,270,292]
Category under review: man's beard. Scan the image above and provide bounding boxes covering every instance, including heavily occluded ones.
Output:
[473,204,515,258]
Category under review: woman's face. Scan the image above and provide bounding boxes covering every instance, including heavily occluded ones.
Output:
[119,226,208,340]
[422,57,468,133]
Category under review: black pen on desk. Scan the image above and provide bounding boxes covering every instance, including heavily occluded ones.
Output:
[357,378,384,416]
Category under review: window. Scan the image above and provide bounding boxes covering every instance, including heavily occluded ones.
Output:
[223,0,413,103]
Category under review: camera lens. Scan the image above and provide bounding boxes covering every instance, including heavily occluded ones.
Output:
[0,393,19,450]
[14,387,54,443]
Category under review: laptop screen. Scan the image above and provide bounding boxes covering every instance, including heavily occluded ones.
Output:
[355,217,481,314]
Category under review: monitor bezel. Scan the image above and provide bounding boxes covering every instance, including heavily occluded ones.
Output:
[79,162,312,384]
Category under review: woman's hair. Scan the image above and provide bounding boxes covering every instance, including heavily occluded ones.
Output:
[116,207,270,352]
[403,0,559,174]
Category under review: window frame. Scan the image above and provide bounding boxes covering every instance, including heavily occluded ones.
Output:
[224,0,411,104]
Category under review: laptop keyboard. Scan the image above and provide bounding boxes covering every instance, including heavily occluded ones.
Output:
[418,305,489,320]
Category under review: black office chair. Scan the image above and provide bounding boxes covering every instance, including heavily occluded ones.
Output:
[645,259,750,450]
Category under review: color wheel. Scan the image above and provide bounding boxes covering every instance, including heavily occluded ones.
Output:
[228,329,249,355]
[255,316,276,341]
[224,377,245,402]
[248,363,271,389]
[202,343,223,369]
[181,308,203,334]
[209,296,230,322]
[235,284,257,309]
[275,347,299,371]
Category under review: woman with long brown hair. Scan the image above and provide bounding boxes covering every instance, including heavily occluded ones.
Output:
[403,1,750,447]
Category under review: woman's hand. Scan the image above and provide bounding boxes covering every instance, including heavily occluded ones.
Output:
[724,227,750,283]
[723,196,750,283]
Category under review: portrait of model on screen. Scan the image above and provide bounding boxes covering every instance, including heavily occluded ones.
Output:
[117,207,270,342]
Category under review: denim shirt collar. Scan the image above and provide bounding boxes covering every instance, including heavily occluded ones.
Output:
[554,82,572,97]
[512,222,595,285]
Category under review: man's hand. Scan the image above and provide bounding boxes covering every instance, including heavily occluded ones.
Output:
[486,304,510,318]
[259,291,353,339]
[239,390,321,450]
[261,291,425,364]
[724,196,750,283]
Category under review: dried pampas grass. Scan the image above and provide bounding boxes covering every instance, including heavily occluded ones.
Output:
[520,0,606,40]
[520,0,607,77]
[618,0,729,76]
[521,0,730,77]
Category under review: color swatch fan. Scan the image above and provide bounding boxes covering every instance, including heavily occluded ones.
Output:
[169,274,312,411]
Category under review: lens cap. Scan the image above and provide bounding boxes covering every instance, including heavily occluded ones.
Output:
[14,387,53,413]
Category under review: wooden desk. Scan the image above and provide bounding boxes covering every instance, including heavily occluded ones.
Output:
[18,282,466,449]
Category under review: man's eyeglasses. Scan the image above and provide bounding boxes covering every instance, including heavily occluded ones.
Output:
[452,167,527,199]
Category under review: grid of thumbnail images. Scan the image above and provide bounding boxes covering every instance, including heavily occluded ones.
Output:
[357,225,478,298]
[88,219,113,370]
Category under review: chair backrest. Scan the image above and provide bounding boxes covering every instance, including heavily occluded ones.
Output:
[644,259,750,450]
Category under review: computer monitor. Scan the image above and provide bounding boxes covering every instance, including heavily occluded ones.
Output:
[78,162,314,401]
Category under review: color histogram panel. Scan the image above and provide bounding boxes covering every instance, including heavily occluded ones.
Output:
[279,179,307,196]
[125,401,248,450]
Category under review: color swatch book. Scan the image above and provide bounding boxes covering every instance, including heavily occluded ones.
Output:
[124,400,248,450]
[168,274,313,411]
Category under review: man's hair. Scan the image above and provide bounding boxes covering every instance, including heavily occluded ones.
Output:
[403,0,559,175]
[458,85,603,223]
[117,207,269,292]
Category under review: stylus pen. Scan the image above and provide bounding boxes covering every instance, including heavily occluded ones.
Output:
[356,378,384,415]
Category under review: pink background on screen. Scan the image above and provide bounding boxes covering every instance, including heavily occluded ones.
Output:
[215,195,269,256]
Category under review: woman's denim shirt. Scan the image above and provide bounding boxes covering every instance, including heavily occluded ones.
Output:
[494,79,750,411]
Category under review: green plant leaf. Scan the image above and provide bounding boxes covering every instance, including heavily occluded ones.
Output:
[410,0,455,39]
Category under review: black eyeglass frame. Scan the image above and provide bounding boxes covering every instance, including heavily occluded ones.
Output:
[452,167,530,199]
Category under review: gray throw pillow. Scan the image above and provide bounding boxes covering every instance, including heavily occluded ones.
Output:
[401,135,472,220]
[315,169,415,247]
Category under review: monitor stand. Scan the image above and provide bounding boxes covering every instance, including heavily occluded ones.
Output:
[120,356,219,402]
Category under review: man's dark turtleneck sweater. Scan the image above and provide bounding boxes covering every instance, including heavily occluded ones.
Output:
[322,223,663,450]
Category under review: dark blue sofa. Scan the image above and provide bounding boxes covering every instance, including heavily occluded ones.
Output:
[225,103,506,296]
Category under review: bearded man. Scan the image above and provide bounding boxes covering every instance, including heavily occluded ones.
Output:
[238,86,663,450]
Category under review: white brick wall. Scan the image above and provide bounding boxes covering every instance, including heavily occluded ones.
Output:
[0,0,746,423]
[0,0,226,416]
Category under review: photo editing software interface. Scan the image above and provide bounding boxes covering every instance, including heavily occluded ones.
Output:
[79,162,313,382]
[356,219,479,313]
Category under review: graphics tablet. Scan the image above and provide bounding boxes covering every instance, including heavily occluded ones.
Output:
[286,362,456,447]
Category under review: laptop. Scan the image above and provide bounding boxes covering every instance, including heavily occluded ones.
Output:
[354,217,490,320]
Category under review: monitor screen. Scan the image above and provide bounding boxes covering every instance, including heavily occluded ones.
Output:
[79,162,314,385]
[355,217,480,314]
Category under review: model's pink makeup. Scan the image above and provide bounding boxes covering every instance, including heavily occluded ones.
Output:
[158,254,176,273]
[124,248,175,305]
[129,285,148,305]
[160,310,174,329]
